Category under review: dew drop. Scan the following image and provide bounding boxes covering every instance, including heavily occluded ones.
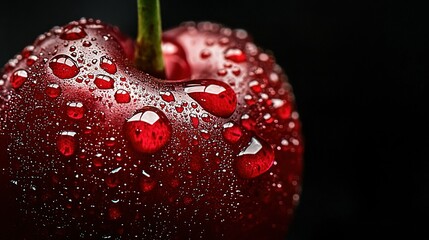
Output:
[184,79,237,118]
[108,206,121,220]
[93,153,103,167]
[9,69,28,89]
[200,130,210,140]
[273,99,292,119]
[26,55,38,66]
[124,107,171,154]
[114,89,131,103]
[200,49,212,59]
[45,83,61,98]
[21,45,34,58]
[100,56,117,74]
[94,74,114,89]
[60,25,87,40]
[66,101,86,119]
[190,113,199,128]
[49,55,79,79]
[222,122,243,144]
[249,80,262,93]
[201,113,211,122]
[235,137,274,178]
[57,131,77,157]
[82,40,92,47]
[224,48,246,63]
[241,114,256,131]
[140,177,156,192]
[160,91,175,102]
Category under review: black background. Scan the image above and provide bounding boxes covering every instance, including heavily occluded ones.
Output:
[1,0,428,239]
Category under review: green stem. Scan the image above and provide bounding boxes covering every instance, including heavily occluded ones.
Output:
[135,0,165,78]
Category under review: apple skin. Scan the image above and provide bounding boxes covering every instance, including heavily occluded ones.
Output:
[0,19,303,239]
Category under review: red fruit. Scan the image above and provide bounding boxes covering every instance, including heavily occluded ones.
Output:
[0,19,303,239]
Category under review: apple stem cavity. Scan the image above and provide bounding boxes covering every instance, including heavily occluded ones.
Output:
[135,0,166,78]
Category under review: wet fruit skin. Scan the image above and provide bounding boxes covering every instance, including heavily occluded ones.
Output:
[0,19,303,239]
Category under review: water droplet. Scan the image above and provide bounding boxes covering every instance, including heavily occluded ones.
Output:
[175,104,184,113]
[244,94,256,106]
[49,55,79,79]
[222,122,242,144]
[224,48,246,63]
[200,130,210,140]
[200,49,211,59]
[217,69,227,76]
[114,89,131,103]
[160,91,175,102]
[100,56,117,74]
[273,99,292,119]
[108,206,121,220]
[191,102,198,109]
[45,83,61,98]
[241,114,256,131]
[57,131,77,157]
[235,137,274,178]
[9,69,28,89]
[124,107,172,153]
[21,45,34,58]
[219,37,230,45]
[82,40,92,47]
[201,113,211,122]
[263,113,274,123]
[69,46,76,52]
[232,66,241,76]
[105,137,116,147]
[60,25,87,40]
[66,101,86,119]
[140,177,156,192]
[184,79,237,118]
[249,80,262,93]
[26,55,38,66]
[93,153,103,167]
[94,74,114,89]
[190,113,199,128]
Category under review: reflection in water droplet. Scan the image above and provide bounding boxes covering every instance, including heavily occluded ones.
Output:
[184,79,237,118]
[222,122,242,144]
[94,74,114,89]
[57,131,77,157]
[45,83,61,98]
[235,137,274,178]
[10,69,28,89]
[49,55,79,79]
[124,107,171,154]
[82,40,92,47]
[224,48,246,63]
[66,101,86,119]
[26,55,38,66]
[241,114,256,131]
[114,89,131,103]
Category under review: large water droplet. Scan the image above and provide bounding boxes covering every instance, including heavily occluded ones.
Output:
[184,79,237,118]
[9,69,28,89]
[222,122,242,144]
[100,56,117,74]
[224,48,247,63]
[66,101,86,119]
[57,131,77,157]
[45,83,61,98]
[49,55,79,79]
[190,113,199,128]
[114,89,131,103]
[94,74,114,89]
[235,137,274,178]
[60,25,87,40]
[124,107,171,154]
